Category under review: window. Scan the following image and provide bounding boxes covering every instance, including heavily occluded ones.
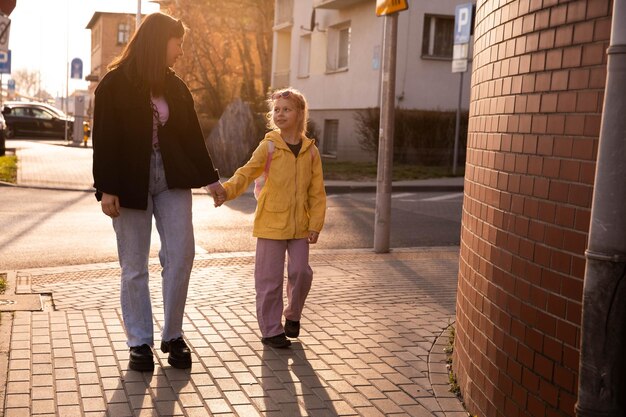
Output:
[327,24,351,72]
[322,120,339,156]
[92,26,101,50]
[422,15,454,59]
[298,35,311,77]
[13,108,30,117]
[117,23,131,45]
[338,27,350,68]
[275,0,294,26]
[31,108,53,120]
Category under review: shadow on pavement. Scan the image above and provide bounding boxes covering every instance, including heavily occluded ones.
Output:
[262,344,339,416]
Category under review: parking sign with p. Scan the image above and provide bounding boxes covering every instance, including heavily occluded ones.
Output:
[454,3,474,45]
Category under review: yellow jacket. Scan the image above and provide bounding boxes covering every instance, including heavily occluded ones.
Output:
[223,131,327,240]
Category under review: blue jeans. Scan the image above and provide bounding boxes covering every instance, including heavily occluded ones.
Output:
[112,148,194,347]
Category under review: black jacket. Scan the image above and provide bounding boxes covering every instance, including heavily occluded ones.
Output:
[92,67,219,210]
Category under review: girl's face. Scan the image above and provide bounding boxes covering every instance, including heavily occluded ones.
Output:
[166,37,184,67]
[272,97,301,133]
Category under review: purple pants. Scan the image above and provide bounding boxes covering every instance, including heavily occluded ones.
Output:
[254,238,313,338]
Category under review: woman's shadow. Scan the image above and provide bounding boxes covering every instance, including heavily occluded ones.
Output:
[261,342,339,417]
[105,363,192,416]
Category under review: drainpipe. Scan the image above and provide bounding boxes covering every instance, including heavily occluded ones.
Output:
[576,0,626,416]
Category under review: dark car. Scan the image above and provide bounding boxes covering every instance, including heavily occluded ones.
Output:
[2,101,74,139]
[0,112,6,156]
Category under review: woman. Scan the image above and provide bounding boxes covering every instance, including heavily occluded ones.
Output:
[92,12,225,371]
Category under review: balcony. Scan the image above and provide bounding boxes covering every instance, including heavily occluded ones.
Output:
[313,0,369,9]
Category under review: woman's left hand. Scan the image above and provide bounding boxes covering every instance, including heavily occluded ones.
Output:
[307,231,319,244]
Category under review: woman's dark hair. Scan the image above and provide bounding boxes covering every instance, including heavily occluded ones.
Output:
[108,12,185,95]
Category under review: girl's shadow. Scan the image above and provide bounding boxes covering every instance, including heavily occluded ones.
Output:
[261,342,339,417]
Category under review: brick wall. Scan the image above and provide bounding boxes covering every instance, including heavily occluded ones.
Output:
[453,1,613,416]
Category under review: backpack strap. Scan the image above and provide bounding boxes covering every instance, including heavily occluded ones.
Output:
[253,141,274,200]
[264,141,275,176]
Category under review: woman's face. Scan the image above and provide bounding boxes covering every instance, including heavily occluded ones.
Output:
[166,37,184,67]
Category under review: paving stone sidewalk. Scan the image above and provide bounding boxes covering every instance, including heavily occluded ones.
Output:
[0,247,467,417]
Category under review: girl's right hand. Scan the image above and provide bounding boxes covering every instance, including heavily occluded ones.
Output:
[207,182,227,207]
[101,192,120,218]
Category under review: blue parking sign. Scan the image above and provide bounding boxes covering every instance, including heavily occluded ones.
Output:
[71,58,83,79]
[454,3,473,44]
[0,49,10,74]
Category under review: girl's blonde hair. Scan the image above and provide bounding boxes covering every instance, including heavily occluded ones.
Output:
[266,87,309,138]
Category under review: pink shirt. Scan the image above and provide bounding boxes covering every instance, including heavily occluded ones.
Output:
[151,95,169,147]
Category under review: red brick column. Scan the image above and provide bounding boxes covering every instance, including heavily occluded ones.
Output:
[453,1,613,416]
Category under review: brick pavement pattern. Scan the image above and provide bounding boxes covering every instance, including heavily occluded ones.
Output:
[2,248,467,417]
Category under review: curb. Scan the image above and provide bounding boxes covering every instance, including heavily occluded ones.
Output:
[326,184,464,194]
[0,181,464,194]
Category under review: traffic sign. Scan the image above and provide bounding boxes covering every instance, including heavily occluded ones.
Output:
[376,0,408,17]
[452,59,468,73]
[454,3,473,45]
[7,77,15,98]
[71,58,83,79]
[0,49,10,74]
[0,14,10,53]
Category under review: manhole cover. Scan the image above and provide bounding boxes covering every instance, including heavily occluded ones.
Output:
[0,299,16,305]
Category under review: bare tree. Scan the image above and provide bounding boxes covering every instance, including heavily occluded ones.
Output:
[163,0,274,118]
[11,68,40,98]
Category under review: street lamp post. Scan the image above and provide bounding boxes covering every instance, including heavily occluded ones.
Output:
[136,0,141,31]
[373,12,398,254]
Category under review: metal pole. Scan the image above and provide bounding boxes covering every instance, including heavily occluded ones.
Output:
[576,0,626,415]
[452,70,464,175]
[64,0,69,143]
[136,0,142,31]
[373,13,398,254]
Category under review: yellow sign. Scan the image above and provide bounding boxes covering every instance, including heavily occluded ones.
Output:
[376,0,409,16]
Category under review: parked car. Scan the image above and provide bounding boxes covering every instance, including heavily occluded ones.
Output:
[0,112,6,138]
[0,112,6,156]
[2,101,76,139]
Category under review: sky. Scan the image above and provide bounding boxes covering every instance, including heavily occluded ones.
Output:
[7,0,161,97]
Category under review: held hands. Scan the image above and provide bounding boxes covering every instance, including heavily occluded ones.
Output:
[101,192,120,218]
[207,182,227,207]
[307,230,320,244]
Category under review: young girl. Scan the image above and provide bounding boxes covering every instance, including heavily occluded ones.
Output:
[220,87,326,348]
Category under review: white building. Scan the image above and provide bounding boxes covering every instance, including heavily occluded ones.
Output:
[272,0,472,162]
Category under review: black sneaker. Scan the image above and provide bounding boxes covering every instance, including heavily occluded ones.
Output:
[160,337,192,369]
[129,344,154,372]
[284,320,300,338]
[261,333,292,349]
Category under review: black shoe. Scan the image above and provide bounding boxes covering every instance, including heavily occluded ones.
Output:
[261,333,292,349]
[284,320,300,338]
[160,337,192,369]
[129,344,154,372]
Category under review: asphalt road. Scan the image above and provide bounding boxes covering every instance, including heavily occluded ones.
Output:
[0,187,462,270]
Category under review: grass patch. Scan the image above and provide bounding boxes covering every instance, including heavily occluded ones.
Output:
[0,155,17,183]
[322,161,464,181]
[0,273,6,294]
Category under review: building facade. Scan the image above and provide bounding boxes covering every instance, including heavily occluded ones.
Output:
[85,12,140,98]
[453,0,612,416]
[272,0,473,161]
